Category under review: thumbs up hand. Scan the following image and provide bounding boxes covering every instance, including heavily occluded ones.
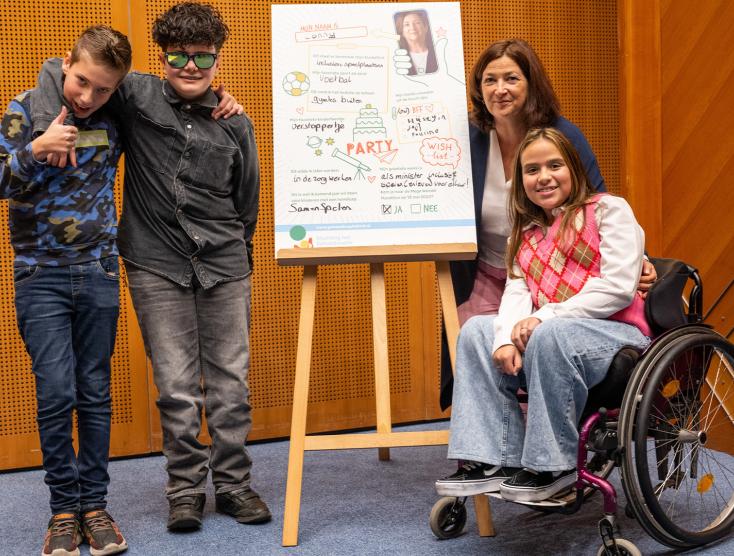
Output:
[31,106,78,168]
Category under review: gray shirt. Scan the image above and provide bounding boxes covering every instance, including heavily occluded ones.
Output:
[33,59,260,289]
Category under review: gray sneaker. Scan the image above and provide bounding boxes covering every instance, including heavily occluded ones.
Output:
[167,494,205,531]
[215,487,272,524]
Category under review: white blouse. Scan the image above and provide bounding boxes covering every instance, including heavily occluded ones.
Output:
[409,51,428,74]
[492,194,646,354]
[478,129,512,269]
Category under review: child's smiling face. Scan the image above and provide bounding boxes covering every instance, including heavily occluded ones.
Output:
[160,43,219,101]
[61,50,124,118]
[520,138,572,218]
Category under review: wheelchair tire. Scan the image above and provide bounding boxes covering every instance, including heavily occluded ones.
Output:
[620,328,734,548]
[619,326,712,548]
[596,538,641,556]
[429,497,467,539]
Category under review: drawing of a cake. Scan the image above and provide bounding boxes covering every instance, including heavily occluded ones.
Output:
[353,104,386,139]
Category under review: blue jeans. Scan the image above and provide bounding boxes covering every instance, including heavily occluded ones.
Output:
[125,265,253,499]
[14,258,120,514]
[448,316,650,471]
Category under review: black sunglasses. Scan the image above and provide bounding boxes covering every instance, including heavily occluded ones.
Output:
[164,51,218,69]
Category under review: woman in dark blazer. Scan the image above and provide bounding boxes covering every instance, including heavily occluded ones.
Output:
[440,39,654,408]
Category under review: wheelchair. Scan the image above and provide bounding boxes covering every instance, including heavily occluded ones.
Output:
[430,258,734,555]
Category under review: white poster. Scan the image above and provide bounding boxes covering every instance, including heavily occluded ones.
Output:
[271,2,475,254]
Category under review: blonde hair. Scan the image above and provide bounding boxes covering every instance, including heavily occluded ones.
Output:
[505,127,595,276]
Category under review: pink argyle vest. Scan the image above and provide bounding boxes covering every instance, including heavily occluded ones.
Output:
[516,195,651,337]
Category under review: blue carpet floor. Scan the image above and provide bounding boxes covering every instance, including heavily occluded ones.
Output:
[2,421,732,555]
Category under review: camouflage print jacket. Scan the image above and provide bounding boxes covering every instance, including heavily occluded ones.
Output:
[0,90,121,266]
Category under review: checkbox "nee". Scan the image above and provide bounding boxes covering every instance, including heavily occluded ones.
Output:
[411,204,421,214]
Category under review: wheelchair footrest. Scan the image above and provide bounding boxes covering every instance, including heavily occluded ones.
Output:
[486,487,576,508]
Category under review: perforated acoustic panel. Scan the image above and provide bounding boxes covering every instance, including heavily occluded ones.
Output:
[2,0,621,467]
[0,1,149,469]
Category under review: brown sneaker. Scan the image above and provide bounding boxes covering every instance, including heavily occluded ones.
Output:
[215,487,272,524]
[167,494,205,531]
[81,510,128,556]
[42,513,81,556]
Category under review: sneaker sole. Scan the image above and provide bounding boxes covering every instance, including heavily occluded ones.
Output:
[500,474,576,503]
[435,477,507,497]
[89,540,128,556]
[167,516,202,531]
[42,532,82,556]
[42,550,80,556]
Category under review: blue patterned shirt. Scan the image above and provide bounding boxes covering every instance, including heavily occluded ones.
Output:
[0,90,121,266]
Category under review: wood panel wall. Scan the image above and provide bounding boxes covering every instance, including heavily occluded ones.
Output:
[2,0,621,470]
[659,0,734,337]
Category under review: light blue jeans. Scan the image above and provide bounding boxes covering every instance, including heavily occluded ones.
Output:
[447,316,650,471]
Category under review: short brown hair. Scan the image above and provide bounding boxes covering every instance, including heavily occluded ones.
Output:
[71,25,132,75]
[469,39,560,134]
[506,127,595,276]
[152,2,229,51]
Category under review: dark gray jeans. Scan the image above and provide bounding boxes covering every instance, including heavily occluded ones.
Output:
[126,265,253,499]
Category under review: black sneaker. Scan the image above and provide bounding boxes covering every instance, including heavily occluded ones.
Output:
[435,462,521,496]
[216,487,272,524]
[499,468,576,502]
[81,510,127,556]
[42,513,81,556]
[167,494,205,531]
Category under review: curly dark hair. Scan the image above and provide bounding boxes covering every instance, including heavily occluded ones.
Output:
[152,2,229,50]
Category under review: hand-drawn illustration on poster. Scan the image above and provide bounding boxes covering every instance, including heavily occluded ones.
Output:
[272,2,475,254]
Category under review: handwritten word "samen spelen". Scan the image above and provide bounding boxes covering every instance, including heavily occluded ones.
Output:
[289,202,353,213]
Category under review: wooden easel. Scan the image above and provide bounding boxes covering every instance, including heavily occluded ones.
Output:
[277,244,495,546]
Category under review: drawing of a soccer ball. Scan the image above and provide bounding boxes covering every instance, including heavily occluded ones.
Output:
[282,71,310,96]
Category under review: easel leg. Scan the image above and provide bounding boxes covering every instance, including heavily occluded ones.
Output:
[436,261,496,537]
[473,494,496,536]
[370,263,391,461]
[282,266,318,546]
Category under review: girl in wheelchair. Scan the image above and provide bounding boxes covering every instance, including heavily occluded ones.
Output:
[436,126,652,503]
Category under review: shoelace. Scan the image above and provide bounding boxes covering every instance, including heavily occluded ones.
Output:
[461,461,482,471]
[83,512,113,533]
[50,516,78,538]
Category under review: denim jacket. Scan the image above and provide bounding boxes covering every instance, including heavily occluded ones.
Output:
[33,59,260,289]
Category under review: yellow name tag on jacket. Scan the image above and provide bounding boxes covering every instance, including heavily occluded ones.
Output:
[75,130,109,148]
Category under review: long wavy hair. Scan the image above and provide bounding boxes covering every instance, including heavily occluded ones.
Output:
[506,127,596,277]
[469,39,560,134]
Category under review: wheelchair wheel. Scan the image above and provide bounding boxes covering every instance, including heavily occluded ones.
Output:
[620,328,734,548]
[429,497,467,539]
[595,538,641,556]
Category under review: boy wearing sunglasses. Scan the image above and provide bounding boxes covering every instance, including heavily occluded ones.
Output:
[1,25,131,556]
[33,2,269,532]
